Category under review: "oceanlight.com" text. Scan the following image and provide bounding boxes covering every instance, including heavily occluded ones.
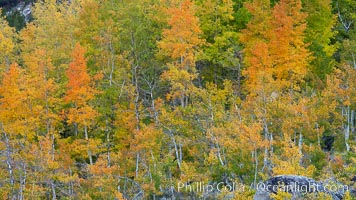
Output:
[176,181,349,194]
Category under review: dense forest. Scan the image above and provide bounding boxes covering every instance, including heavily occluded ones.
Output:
[0,0,355,199]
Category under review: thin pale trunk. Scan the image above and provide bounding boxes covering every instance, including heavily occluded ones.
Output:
[84,125,93,165]
[150,150,156,172]
[343,106,351,151]
[51,181,56,200]
[51,130,55,161]
[171,133,181,169]
[106,120,111,167]
[262,119,270,173]
[74,123,78,137]
[337,2,352,31]
[210,132,225,166]
[216,143,225,166]
[69,167,73,198]
[209,101,225,166]
[298,132,303,155]
[263,147,268,172]
[253,149,258,189]
[123,171,128,195]
[270,134,274,153]
[179,142,182,163]
[131,32,140,131]
[135,153,140,178]
[181,94,185,108]
[316,123,321,147]
[118,80,126,100]
[3,131,15,193]
[5,56,10,68]
[131,38,141,177]
[336,2,352,32]
[19,163,26,200]
[147,155,153,183]
[109,66,113,86]
[150,90,158,124]
[351,110,354,134]
[133,64,141,176]
[133,66,140,129]
[108,39,115,87]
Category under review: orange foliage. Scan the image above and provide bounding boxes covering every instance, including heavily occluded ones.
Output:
[64,43,98,126]
[158,0,203,68]
[158,0,203,105]
[269,0,311,88]
[0,63,28,135]
[240,0,311,92]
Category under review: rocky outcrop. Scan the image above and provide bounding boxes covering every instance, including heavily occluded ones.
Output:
[253,175,351,200]
[5,1,32,22]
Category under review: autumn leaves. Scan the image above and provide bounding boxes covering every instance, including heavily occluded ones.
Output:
[0,0,354,199]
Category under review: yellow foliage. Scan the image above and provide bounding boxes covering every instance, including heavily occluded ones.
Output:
[272,137,315,177]
[180,161,200,183]
[158,0,203,68]
[232,187,255,200]
[270,190,292,200]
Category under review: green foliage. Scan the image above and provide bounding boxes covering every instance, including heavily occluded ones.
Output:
[4,10,26,31]
[0,0,355,199]
[303,0,337,85]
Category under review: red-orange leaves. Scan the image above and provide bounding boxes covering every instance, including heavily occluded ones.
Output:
[64,43,98,126]
[270,0,311,88]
